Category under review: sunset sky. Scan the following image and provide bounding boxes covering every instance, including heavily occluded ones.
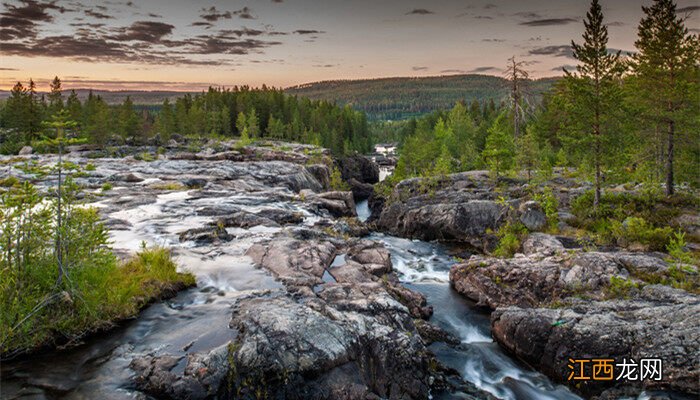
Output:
[1,0,698,91]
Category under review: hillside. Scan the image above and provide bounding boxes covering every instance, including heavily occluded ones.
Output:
[0,89,190,105]
[285,74,559,120]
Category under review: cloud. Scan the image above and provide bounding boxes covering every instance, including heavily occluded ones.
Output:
[199,6,255,22]
[514,12,542,19]
[110,21,175,43]
[0,0,66,40]
[468,66,500,73]
[406,9,434,15]
[191,21,214,28]
[313,64,335,68]
[147,13,162,18]
[520,18,577,26]
[483,4,497,9]
[552,64,577,72]
[0,67,18,71]
[474,15,493,19]
[607,21,625,27]
[294,29,325,35]
[412,66,428,71]
[528,45,574,58]
[677,6,700,13]
[482,38,505,42]
[85,8,113,19]
[440,69,466,74]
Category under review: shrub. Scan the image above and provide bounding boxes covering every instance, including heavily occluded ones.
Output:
[0,179,194,356]
[534,186,559,230]
[492,221,527,258]
[101,182,113,191]
[611,217,672,251]
[329,165,350,191]
[0,176,19,187]
[605,276,640,299]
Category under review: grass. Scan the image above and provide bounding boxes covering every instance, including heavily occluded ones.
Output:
[101,182,113,191]
[0,247,195,356]
[150,182,187,191]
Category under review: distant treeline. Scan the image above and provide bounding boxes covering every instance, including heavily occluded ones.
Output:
[0,82,372,156]
[286,74,558,120]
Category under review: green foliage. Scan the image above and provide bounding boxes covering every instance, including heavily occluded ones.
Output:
[605,276,640,299]
[101,182,113,191]
[329,165,350,191]
[286,74,556,120]
[492,221,528,258]
[482,111,515,179]
[610,217,673,251]
[0,179,194,355]
[534,187,560,231]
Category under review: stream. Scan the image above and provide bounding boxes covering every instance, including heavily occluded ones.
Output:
[2,163,579,400]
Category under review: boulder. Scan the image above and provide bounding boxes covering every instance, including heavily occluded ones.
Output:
[18,146,32,155]
[491,286,700,397]
[179,226,233,245]
[519,200,547,231]
[302,190,357,218]
[337,154,379,184]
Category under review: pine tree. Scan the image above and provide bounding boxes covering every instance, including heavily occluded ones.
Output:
[66,90,82,123]
[48,76,63,113]
[482,112,515,179]
[630,0,700,195]
[565,0,625,209]
[516,127,540,182]
[246,109,260,138]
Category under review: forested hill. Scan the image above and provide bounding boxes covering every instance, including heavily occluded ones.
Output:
[285,74,559,120]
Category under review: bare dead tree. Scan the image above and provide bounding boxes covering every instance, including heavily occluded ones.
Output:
[504,56,530,138]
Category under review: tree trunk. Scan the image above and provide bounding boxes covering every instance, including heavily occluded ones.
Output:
[594,134,601,209]
[666,120,674,196]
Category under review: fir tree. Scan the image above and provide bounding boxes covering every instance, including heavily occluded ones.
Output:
[565,0,625,209]
[630,0,700,195]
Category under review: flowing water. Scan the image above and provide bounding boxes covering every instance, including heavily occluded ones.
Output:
[369,233,582,400]
[2,155,585,400]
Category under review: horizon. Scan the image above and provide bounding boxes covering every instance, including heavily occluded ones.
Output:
[2,0,698,92]
[0,72,562,93]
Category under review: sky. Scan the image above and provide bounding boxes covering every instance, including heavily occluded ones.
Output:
[0,0,699,91]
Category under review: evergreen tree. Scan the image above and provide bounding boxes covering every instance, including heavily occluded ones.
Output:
[48,76,63,114]
[65,90,82,123]
[482,112,515,179]
[516,127,540,182]
[118,96,140,142]
[246,109,260,138]
[630,0,700,195]
[565,0,625,209]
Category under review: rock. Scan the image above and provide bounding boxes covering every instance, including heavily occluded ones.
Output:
[337,154,379,184]
[379,199,506,246]
[111,173,144,183]
[181,178,207,189]
[414,319,460,346]
[18,146,32,155]
[179,226,233,244]
[347,178,374,200]
[449,249,657,310]
[305,164,331,190]
[491,286,700,398]
[303,190,357,218]
[519,200,547,231]
[521,233,565,256]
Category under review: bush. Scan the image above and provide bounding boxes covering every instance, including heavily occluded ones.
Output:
[329,165,350,191]
[611,217,672,251]
[534,186,559,230]
[101,182,113,191]
[0,179,194,356]
[605,276,640,299]
[492,221,527,258]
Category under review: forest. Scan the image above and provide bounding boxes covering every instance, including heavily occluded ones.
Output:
[384,0,699,198]
[0,84,372,156]
[287,74,557,120]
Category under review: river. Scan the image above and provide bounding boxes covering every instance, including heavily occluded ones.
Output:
[2,159,580,400]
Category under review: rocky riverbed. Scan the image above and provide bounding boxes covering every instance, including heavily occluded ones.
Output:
[2,142,696,400]
[371,170,699,399]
